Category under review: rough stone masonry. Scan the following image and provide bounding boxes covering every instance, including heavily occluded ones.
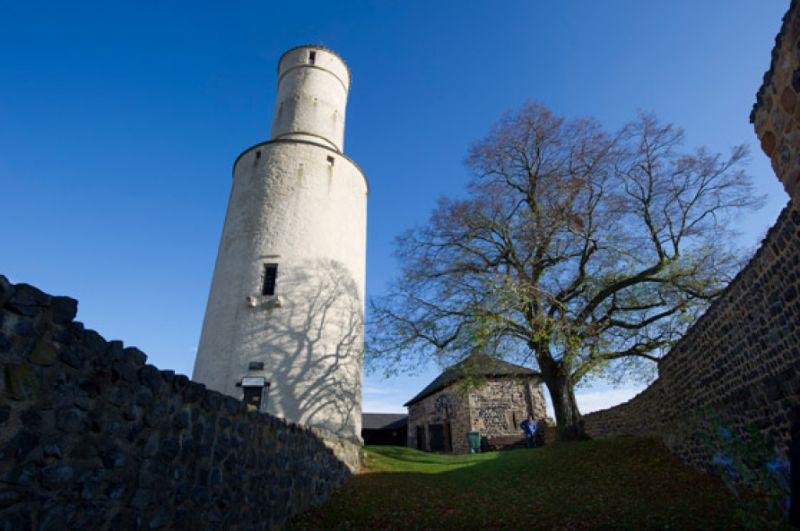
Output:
[752,0,800,203]
[584,0,800,471]
[583,202,800,468]
[0,275,350,530]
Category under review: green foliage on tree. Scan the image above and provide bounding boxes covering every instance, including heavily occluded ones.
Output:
[369,102,763,440]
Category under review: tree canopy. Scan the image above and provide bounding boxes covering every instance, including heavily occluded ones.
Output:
[368,102,763,439]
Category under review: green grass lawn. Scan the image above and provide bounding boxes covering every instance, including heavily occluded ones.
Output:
[291,437,742,530]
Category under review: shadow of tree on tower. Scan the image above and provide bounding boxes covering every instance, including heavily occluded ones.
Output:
[239,258,363,441]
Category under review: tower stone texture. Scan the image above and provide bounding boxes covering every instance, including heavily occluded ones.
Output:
[193,46,367,468]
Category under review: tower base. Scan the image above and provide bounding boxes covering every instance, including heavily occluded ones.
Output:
[311,427,364,471]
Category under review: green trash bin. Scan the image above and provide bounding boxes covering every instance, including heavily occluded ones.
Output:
[467,431,481,453]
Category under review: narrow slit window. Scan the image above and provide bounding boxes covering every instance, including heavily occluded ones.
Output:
[326,155,335,166]
[255,150,261,160]
[262,264,278,296]
[309,51,316,64]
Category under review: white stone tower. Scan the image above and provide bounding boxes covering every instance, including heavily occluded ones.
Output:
[193,46,367,466]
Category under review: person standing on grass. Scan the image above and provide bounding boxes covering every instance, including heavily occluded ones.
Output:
[521,415,537,448]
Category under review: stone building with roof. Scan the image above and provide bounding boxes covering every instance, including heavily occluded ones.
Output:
[404,355,547,454]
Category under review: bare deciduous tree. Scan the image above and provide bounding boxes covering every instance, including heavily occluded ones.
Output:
[368,102,763,441]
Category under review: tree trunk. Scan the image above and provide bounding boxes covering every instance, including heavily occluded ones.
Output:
[539,359,588,442]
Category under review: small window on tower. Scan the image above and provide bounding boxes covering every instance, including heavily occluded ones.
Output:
[326,155,335,166]
[241,378,269,411]
[262,264,278,296]
[309,51,316,65]
[255,150,261,160]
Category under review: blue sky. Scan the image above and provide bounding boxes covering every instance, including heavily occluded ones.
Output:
[1,1,790,415]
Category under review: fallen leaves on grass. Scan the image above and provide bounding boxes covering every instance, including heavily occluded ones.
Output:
[291,438,741,530]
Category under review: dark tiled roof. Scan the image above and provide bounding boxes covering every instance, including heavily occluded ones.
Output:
[362,413,408,430]
[404,354,540,407]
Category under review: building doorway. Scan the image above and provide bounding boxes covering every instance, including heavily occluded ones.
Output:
[243,386,262,409]
[429,424,445,452]
[240,377,268,411]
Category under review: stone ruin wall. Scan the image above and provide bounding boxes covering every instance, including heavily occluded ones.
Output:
[407,388,471,454]
[584,0,800,470]
[752,0,800,204]
[469,378,546,439]
[584,201,800,468]
[0,275,351,530]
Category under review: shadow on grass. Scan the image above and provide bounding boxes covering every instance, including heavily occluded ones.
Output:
[292,438,742,530]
